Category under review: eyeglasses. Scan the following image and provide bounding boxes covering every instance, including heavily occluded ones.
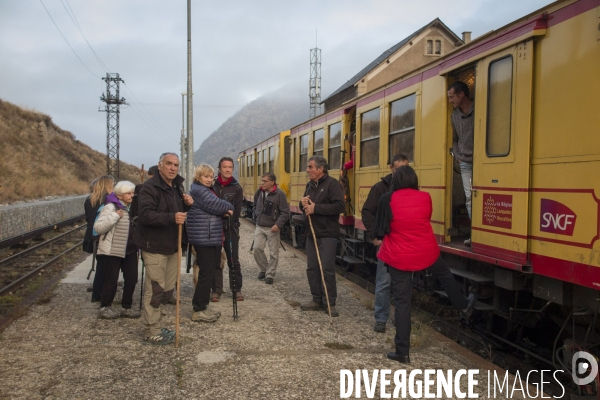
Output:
[261,180,272,183]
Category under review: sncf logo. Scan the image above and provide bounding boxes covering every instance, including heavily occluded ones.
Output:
[540,199,576,236]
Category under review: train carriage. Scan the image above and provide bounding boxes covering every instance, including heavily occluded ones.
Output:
[240,0,600,382]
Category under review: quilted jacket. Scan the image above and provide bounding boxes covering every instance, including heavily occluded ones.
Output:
[94,193,131,258]
[186,182,233,247]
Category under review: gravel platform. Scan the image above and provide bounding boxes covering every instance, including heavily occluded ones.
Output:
[0,219,527,399]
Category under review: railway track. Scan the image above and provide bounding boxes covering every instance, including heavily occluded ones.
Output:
[0,220,87,331]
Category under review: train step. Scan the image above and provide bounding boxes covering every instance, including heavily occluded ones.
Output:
[433,291,497,311]
[448,267,493,284]
[337,255,365,265]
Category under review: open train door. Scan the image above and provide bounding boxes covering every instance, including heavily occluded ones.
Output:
[470,40,534,265]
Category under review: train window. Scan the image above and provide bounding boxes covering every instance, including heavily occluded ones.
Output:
[300,134,309,171]
[240,157,244,177]
[486,56,512,157]
[250,154,254,177]
[389,94,416,163]
[262,149,267,174]
[292,138,297,172]
[284,137,291,173]
[269,146,274,173]
[360,108,380,167]
[328,122,342,170]
[313,129,324,158]
[246,155,249,177]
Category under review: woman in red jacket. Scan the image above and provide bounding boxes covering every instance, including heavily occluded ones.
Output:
[375,165,475,364]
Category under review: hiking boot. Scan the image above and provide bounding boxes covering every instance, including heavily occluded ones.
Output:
[120,308,141,319]
[161,328,175,337]
[387,352,410,364]
[211,293,221,302]
[258,271,266,280]
[167,295,177,305]
[300,301,324,311]
[191,309,218,323]
[86,286,93,292]
[143,332,174,345]
[326,306,340,318]
[236,292,244,301]
[461,293,477,318]
[464,238,471,246]
[265,277,273,284]
[98,306,120,319]
[205,307,221,318]
[374,321,386,333]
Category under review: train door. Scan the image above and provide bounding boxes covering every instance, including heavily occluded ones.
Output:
[470,41,534,264]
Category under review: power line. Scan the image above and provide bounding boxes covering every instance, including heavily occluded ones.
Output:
[38,0,100,79]
[123,83,173,137]
[125,102,177,145]
[59,0,111,73]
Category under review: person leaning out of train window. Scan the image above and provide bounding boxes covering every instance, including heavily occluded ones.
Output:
[84,175,114,303]
[374,165,476,364]
[186,164,233,324]
[93,181,141,320]
[360,154,408,334]
[252,172,290,284]
[300,156,345,317]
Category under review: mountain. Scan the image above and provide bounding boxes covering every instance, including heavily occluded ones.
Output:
[0,99,141,203]
[194,83,309,175]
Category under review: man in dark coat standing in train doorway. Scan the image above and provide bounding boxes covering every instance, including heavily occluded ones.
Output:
[212,157,244,301]
[135,153,193,345]
[361,153,408,333]
[300,156,345,317]
[448,81,474,246]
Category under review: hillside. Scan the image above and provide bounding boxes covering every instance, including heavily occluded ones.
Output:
[0,99,141,203]
[194,83,309,174]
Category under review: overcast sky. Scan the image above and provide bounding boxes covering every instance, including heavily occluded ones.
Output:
[0,0,550,168]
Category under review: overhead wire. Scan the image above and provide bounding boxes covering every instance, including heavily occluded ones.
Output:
[59,0,111,73]
[38,0,101,79]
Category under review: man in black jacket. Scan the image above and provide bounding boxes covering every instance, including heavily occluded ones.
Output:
[361,154,408,333]
[300,156,345,317]
[135,153,193,345]
[253,172,290,284]
[212,157,244,301]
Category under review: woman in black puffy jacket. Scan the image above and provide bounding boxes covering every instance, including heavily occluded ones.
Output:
[186,164,233,323]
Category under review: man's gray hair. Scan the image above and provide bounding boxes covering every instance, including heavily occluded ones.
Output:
[158,152,180,164]
[308,155,329,173]
[262,172,276,183]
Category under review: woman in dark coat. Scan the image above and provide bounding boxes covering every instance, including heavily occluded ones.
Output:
[83,175,114,302]
[186,164,233,323]
[374,165,475,364]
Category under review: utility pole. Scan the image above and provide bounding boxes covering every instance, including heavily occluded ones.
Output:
[100,73,127,179]
[180,93,187,183]
[186,0,194,191]
[309,33,322,119]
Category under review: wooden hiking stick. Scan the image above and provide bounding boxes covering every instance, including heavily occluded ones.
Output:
[176,225,182,348]
[307,214,333,324]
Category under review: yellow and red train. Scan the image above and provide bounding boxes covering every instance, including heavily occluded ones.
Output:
[239,0,600,348]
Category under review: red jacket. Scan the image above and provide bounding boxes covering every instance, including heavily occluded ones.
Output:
[377,189,440,271]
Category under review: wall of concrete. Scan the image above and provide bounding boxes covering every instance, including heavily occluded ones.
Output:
[0,195,87,241]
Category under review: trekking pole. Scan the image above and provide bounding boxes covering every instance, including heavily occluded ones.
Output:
[86,239,98,280]
[176,224,182,347]
[249,239,254,252]
[307,214,333,324]
[227,215,239,321]
[139,253,145,311]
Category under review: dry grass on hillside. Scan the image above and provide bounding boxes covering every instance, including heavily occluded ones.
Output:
[0,99,141,203]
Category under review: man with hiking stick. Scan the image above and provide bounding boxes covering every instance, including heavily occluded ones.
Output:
[299,156,345,318]
[134,153,193,345]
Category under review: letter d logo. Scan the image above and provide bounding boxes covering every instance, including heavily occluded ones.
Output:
[572,351,598,385]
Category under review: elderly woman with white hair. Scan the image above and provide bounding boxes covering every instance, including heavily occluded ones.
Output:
[94,180,141,320]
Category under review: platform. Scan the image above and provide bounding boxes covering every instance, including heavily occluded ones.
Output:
[0,219,526,399]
